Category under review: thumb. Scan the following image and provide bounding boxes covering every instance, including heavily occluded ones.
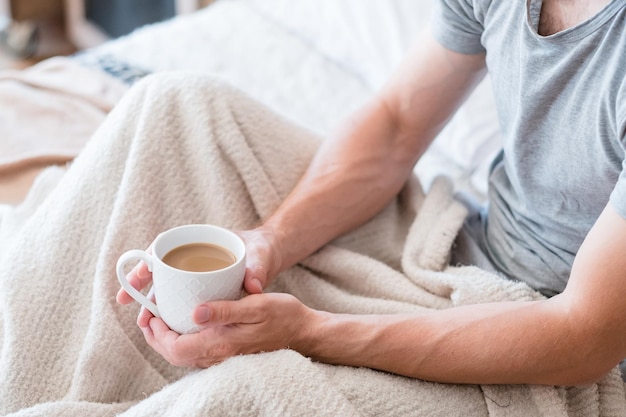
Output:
[243,265,268,294]
[193,296,261,325]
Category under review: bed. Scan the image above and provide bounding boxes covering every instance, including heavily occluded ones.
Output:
[1,1,624,416]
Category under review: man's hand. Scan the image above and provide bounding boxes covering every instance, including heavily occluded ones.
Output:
[138,293,312,368]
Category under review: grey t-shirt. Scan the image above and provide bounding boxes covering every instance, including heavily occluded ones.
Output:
[433,0,626,296]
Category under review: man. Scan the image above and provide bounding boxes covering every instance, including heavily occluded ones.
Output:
[117,0,626,385]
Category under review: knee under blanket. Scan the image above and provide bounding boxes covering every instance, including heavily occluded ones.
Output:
[0,73,624,417]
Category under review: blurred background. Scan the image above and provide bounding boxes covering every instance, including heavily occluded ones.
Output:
[0,0,214,70]
[0,0,213,204]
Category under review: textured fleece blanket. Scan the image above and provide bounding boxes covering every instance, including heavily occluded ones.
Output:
[0,73,625,417]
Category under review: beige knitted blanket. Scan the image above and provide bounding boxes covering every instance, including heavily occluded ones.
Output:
[0,73,624,417]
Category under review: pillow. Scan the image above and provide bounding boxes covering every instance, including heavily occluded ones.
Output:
[245,0,433,90]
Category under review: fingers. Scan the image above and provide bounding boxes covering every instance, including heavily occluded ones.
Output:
[143,317,216,368]
[136,288,156,327]
[116,258,153,304]
[137,305,154,328]
[141,317,171,346]
[141,317,187,366]
[149,317,179,346]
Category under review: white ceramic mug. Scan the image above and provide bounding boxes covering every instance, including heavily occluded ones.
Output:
[116,224,246,334]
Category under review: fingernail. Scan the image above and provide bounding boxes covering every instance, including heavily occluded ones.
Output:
[148,317,160,330]
[252,278,263,293]
[195,306,211,323]
[142,321,153,336]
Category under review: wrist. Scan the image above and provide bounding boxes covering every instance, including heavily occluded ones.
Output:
[291,309,381,368]
[261,209,337,275]
[290,308,331,359]
[290,310,425,376]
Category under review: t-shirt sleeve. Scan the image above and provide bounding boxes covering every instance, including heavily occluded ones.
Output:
[431,0,486,54]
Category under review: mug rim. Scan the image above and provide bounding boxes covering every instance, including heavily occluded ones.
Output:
[152,224,246,275]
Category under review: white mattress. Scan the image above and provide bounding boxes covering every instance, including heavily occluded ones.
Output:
[83,0,502,199]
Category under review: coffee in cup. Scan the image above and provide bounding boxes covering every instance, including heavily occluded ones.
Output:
[162,242,236,272]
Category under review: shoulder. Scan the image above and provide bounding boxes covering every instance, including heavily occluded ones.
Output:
[434,0,500,24]
[431,0,494,54]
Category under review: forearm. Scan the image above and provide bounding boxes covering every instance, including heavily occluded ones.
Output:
[261,99,419,275]
[297,297,612,386]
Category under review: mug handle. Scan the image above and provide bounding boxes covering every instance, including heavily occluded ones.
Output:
[116,250,161,318]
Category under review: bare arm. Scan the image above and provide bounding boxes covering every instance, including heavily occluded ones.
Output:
[260,28,487,279]
[296,204,626,385]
